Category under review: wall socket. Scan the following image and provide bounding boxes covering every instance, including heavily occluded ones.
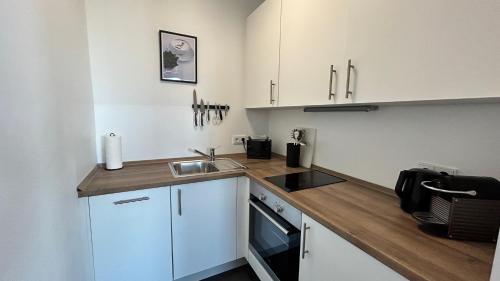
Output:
[417,162,459,175]
[232,135,247,145]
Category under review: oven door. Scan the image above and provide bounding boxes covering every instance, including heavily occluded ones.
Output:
[249,195,300,281]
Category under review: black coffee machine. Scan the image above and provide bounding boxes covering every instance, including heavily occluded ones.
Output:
[395,168,500,242]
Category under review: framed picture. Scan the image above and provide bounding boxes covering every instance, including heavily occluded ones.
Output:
[159,30,197,83]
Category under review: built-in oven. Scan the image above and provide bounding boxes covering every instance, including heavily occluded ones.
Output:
[248,182,302,281]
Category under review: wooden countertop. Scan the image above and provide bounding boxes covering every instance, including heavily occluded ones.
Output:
[78,154,496,281]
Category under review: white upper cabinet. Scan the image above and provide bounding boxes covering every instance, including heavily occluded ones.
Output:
[245,0,500,106]
[245,0,282,108]
[299,214,407,281]
[342,0,500,104]
[171,178,237,279]
[279,0,348,106]
[90,187,173,281]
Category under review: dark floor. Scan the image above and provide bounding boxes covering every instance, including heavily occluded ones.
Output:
[202,264,260,281]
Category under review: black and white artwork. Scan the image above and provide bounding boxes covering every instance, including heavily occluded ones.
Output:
[159,30,197,83]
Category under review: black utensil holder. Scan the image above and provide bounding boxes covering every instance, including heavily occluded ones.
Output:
[286,143,301,167]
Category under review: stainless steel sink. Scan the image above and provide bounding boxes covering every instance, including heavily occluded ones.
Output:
[169,158,246,178]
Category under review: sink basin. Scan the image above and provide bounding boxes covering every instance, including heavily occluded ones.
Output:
[169,158,246,178]
[170,160,219,177]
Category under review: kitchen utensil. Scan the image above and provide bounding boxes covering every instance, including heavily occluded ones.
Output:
[207,101,210,122]
[219,105,223,121]
[297,127,316,168]
[200,99,205,127]
[212,104,218,125]
[193,90,198,127]
[215,104,221,125]
[291,129,304,145]
[225,104,228,116]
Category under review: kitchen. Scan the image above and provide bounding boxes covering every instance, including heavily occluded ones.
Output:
[1,0,500,281]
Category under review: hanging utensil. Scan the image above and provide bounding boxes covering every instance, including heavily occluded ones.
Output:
[200,99,205,127]
[207,101,210,122]
[193,90,198,127]
[224,104,228,117]
[213,104,220,125]
[219,105,223,121]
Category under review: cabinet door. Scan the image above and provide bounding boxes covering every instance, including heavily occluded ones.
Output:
[491,231,500,280]
[245,0,281,108]
[299,214,406,281]
[236,177,250,259]
[279,0,348,106]
[171,178,237,279]
[90,187,172,281]
[342,0,500,104]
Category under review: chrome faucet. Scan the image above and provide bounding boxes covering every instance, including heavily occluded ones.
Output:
[189,147,216,162]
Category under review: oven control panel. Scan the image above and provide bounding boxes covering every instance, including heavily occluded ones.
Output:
[250,181,302,229]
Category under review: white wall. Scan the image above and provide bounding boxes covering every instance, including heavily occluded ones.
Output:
[0,1,96,280]
[85,0,267,162]
[267,103,500,188]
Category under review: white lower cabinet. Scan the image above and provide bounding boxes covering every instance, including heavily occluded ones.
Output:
[299,214,407,281]
[89,187,173,281]
[171,178,238,279]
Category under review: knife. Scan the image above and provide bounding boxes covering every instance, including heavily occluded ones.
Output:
[207,101,210,122]
[193,90,198,127]
[200,99,205,127]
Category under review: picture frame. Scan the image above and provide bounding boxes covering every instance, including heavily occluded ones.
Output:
[159,30,197,83]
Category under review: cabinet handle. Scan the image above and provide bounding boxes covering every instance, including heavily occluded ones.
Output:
[345,59,355,99]
[177,189,182,216]
[328,65,337,100]
[270,80,276,104]
[301,223,311,259]
[113,197,149,205]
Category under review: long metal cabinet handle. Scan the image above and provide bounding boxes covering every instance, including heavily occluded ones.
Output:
[177,189,182,216]
[421,181,477,196]
[269,80,276,104]
[248,199,290,235]
[301,223,311,259]
[328,65,337,100]
[113,197,150,205]
[345,59,354,98]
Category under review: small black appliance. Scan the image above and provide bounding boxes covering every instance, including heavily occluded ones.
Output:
[246,137,272,159]
[395,168,443,213]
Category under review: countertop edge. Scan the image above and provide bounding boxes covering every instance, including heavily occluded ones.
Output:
[77,170,246,197]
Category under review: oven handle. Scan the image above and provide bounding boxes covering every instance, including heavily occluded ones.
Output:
[249,199,290,235]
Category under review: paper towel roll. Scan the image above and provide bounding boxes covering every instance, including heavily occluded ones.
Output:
[104,133,123,170]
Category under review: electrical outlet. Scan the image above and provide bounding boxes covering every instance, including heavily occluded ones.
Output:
[417,162,459,175]
[232,135,246,145]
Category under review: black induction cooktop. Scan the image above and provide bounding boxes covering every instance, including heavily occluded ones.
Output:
[265,170,345,192]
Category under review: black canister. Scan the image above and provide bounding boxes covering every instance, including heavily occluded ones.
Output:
[286,143,301,167]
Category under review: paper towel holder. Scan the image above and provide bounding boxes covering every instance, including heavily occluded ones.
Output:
[105,132,124,171]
